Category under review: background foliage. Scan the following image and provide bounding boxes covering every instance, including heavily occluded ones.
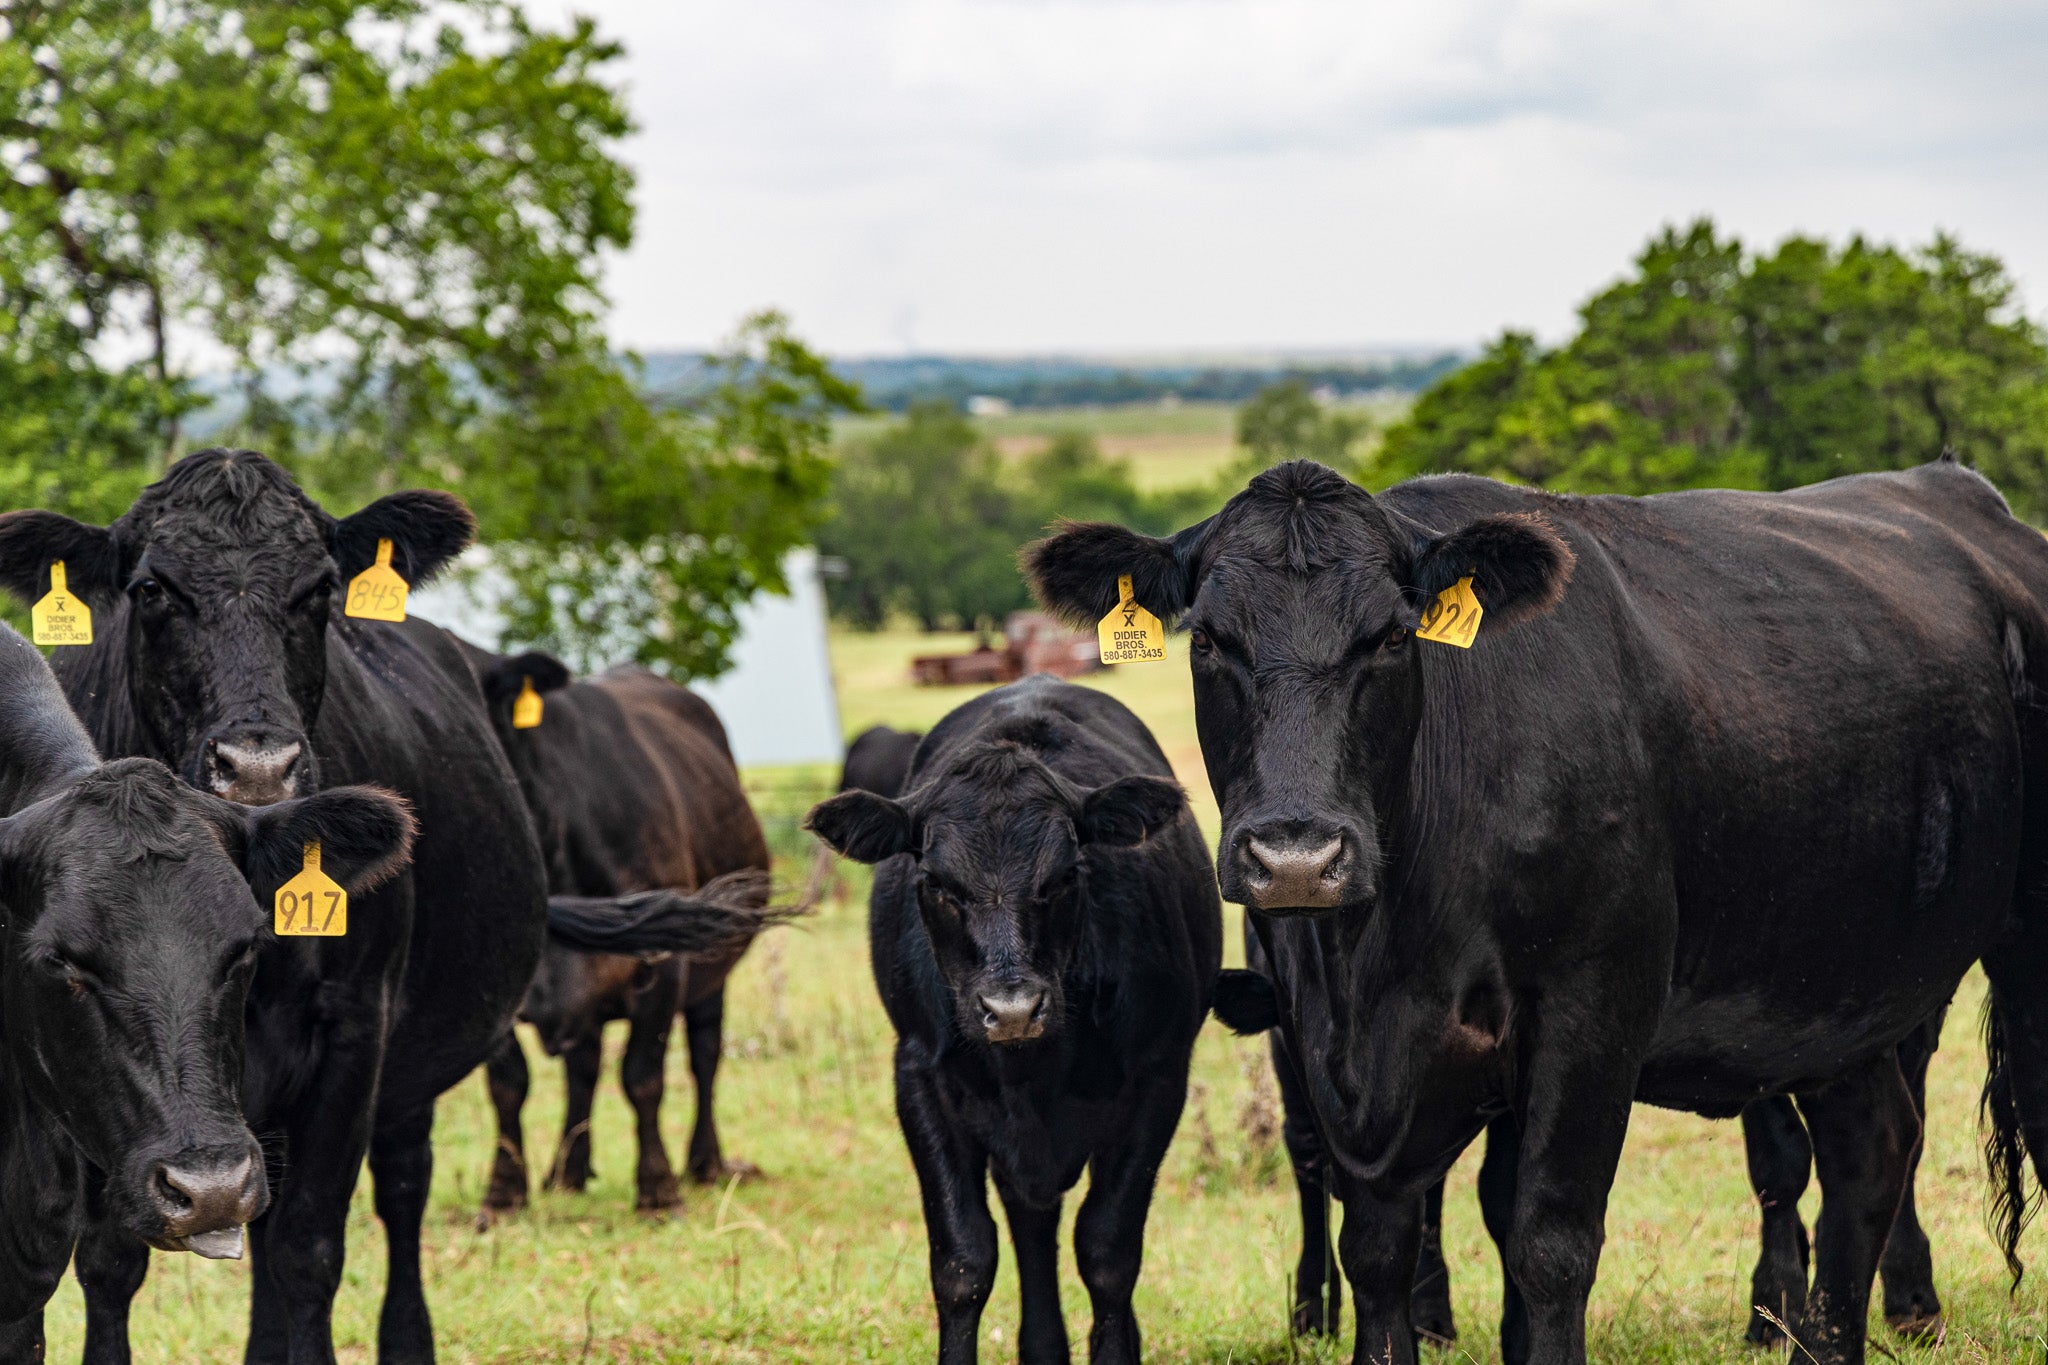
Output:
[1373,219,2048,516]
[0,0,857,677]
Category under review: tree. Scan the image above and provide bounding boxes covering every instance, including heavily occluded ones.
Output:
[0,1,856,675]
[1235,378,1370,478]
[1373,220,2048,516]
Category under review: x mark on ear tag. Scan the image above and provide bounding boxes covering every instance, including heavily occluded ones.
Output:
[1097,574,1168,665]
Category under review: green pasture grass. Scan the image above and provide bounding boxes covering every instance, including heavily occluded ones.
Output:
[41,630,2048,1361]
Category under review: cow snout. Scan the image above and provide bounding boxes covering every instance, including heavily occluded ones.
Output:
[1238,830,1351,911]
[978,988,1048,1044]
[205,734,304,805]
[151,1150,264,1258]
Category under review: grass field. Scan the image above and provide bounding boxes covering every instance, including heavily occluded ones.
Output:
[40,628,2048,1362]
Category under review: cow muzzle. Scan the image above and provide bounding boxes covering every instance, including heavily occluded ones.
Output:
[203,731,305,805]
[145,1146,266,1259]
[1229,825,1359,913]
[975,986,1049,1045]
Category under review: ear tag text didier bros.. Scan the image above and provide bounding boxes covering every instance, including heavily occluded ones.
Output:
[1416,576,1482,648]
[1097,574,1168,665]
[32,561,93,646]
[276,842,347,937]
[345,538,409,622]
[512,675,544,729]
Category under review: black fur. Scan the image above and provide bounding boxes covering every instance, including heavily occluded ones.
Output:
[329,486,475,586]
[477,649,574,706]
[838,724,922,798]
[1210,968,1278,1035]
[1408,510,1575,628]
[807,788,916,863]
[544,872,788,955]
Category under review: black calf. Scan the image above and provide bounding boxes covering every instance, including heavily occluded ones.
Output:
[809,676,1222,1365]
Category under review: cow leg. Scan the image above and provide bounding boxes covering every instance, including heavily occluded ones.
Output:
[1074,1078,1184,1365]
[369,1102,439,1365]
[74,1211,149,1365]
[1500,1042,1640,1365]
[1740,1095,1811,1346]
[0,1313,45,1364]
[686,986,749,1183]
[480,1031,530,1220]
[622,970,684,1213]
[1477,1113,1531,1365]
[1332,1176,1422,1365]
[1410,1181,1455,1344]
[1878,1009,1946,1339]
[896,1044,997,1365]
[245,1043,382,1364]
[548,1031,602,1192]
[995,1182,1070,1365]
[1791,1049,1917,1365]
[1270,1025,1340,1336]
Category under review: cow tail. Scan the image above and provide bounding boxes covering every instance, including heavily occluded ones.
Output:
[1982,994,2038,1290]
[543,869,803,957]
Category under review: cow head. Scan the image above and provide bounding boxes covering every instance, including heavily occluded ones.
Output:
[1025,460,1571,916]
[808,737,1183,1045]
[0,758,414,1256]
[0,449,474,806]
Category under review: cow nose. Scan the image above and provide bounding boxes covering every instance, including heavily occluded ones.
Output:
[153,1152,263,1253]
[1242,834,1349,910]
[207,736,303,804]
[978,988,1048,1044]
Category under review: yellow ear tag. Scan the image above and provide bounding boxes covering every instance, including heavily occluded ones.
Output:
[511,675,544,730]
[275,842,347,937]
[1097,573,1168,665]
[1416,576,1483,649]
[344,538,409,622]
[31,561,93,646]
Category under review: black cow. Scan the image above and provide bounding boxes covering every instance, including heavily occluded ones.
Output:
[0,622,415,1362]
[1027,458,2048,1365]
[0,450,758,1364]
[808,676,1221,1365]
[841,724,922,797]
[462,647,780,1217]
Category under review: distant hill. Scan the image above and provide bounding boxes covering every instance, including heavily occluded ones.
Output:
[635,350,1465,412]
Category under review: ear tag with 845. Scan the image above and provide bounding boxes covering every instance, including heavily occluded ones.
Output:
[1416,576,1482,648]
[1097,574,1168,665]
[345,538,409,622]
[31,561,92,646]
[511,675,544,729]
[275,842,347,937]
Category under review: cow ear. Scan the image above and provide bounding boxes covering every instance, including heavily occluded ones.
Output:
[330,490,476,588]
[0,511,124,610]
[1410,512,1574,630]
[806,790,914,864]
[1077,775,1185,847]
[210,785,418,900]
[1022,517,1210,629]
[480,651,572,706]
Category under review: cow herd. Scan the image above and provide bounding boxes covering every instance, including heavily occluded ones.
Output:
[5,446,2048,1365]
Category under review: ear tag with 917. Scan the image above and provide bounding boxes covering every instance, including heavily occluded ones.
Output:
[276,842,347,937]
[512,675,544,729]
[344,538,409,622]
[1097,574,1168,665]
[32,561,93,646]
[1416,576,1482,648]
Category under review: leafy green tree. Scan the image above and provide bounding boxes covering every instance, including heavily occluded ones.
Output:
[1374,220,2048,516]
[0,1,856,675]
[1235,379,1370,477]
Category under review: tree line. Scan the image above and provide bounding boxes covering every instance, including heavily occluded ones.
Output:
[823,219,2048,632]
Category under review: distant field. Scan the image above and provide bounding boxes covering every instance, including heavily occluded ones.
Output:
[42,625,2048,1363]
[835,397,1411,495]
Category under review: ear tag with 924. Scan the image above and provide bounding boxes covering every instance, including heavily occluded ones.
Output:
[345,538,409,622]
[1416,576,1482,648]
[511,675,544,729]
[32,561,93,646]
[275,842,347,937]
[1097,574,1168,665]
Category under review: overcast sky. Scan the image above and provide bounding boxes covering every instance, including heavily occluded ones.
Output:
[526,0,2048,356]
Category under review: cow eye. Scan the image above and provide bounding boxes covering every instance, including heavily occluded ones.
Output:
[1382,625,1408,650]
[1188,627,1213,655]
[134,578,164,603]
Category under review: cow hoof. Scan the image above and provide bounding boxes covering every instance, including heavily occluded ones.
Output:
[1745,1313,1789,1348]
[637,1184,683,1214]
[1414,1320,1456,1348]
[1886,1310,1943,1343]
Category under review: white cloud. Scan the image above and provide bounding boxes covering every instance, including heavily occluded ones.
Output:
[527,0,2048,353]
